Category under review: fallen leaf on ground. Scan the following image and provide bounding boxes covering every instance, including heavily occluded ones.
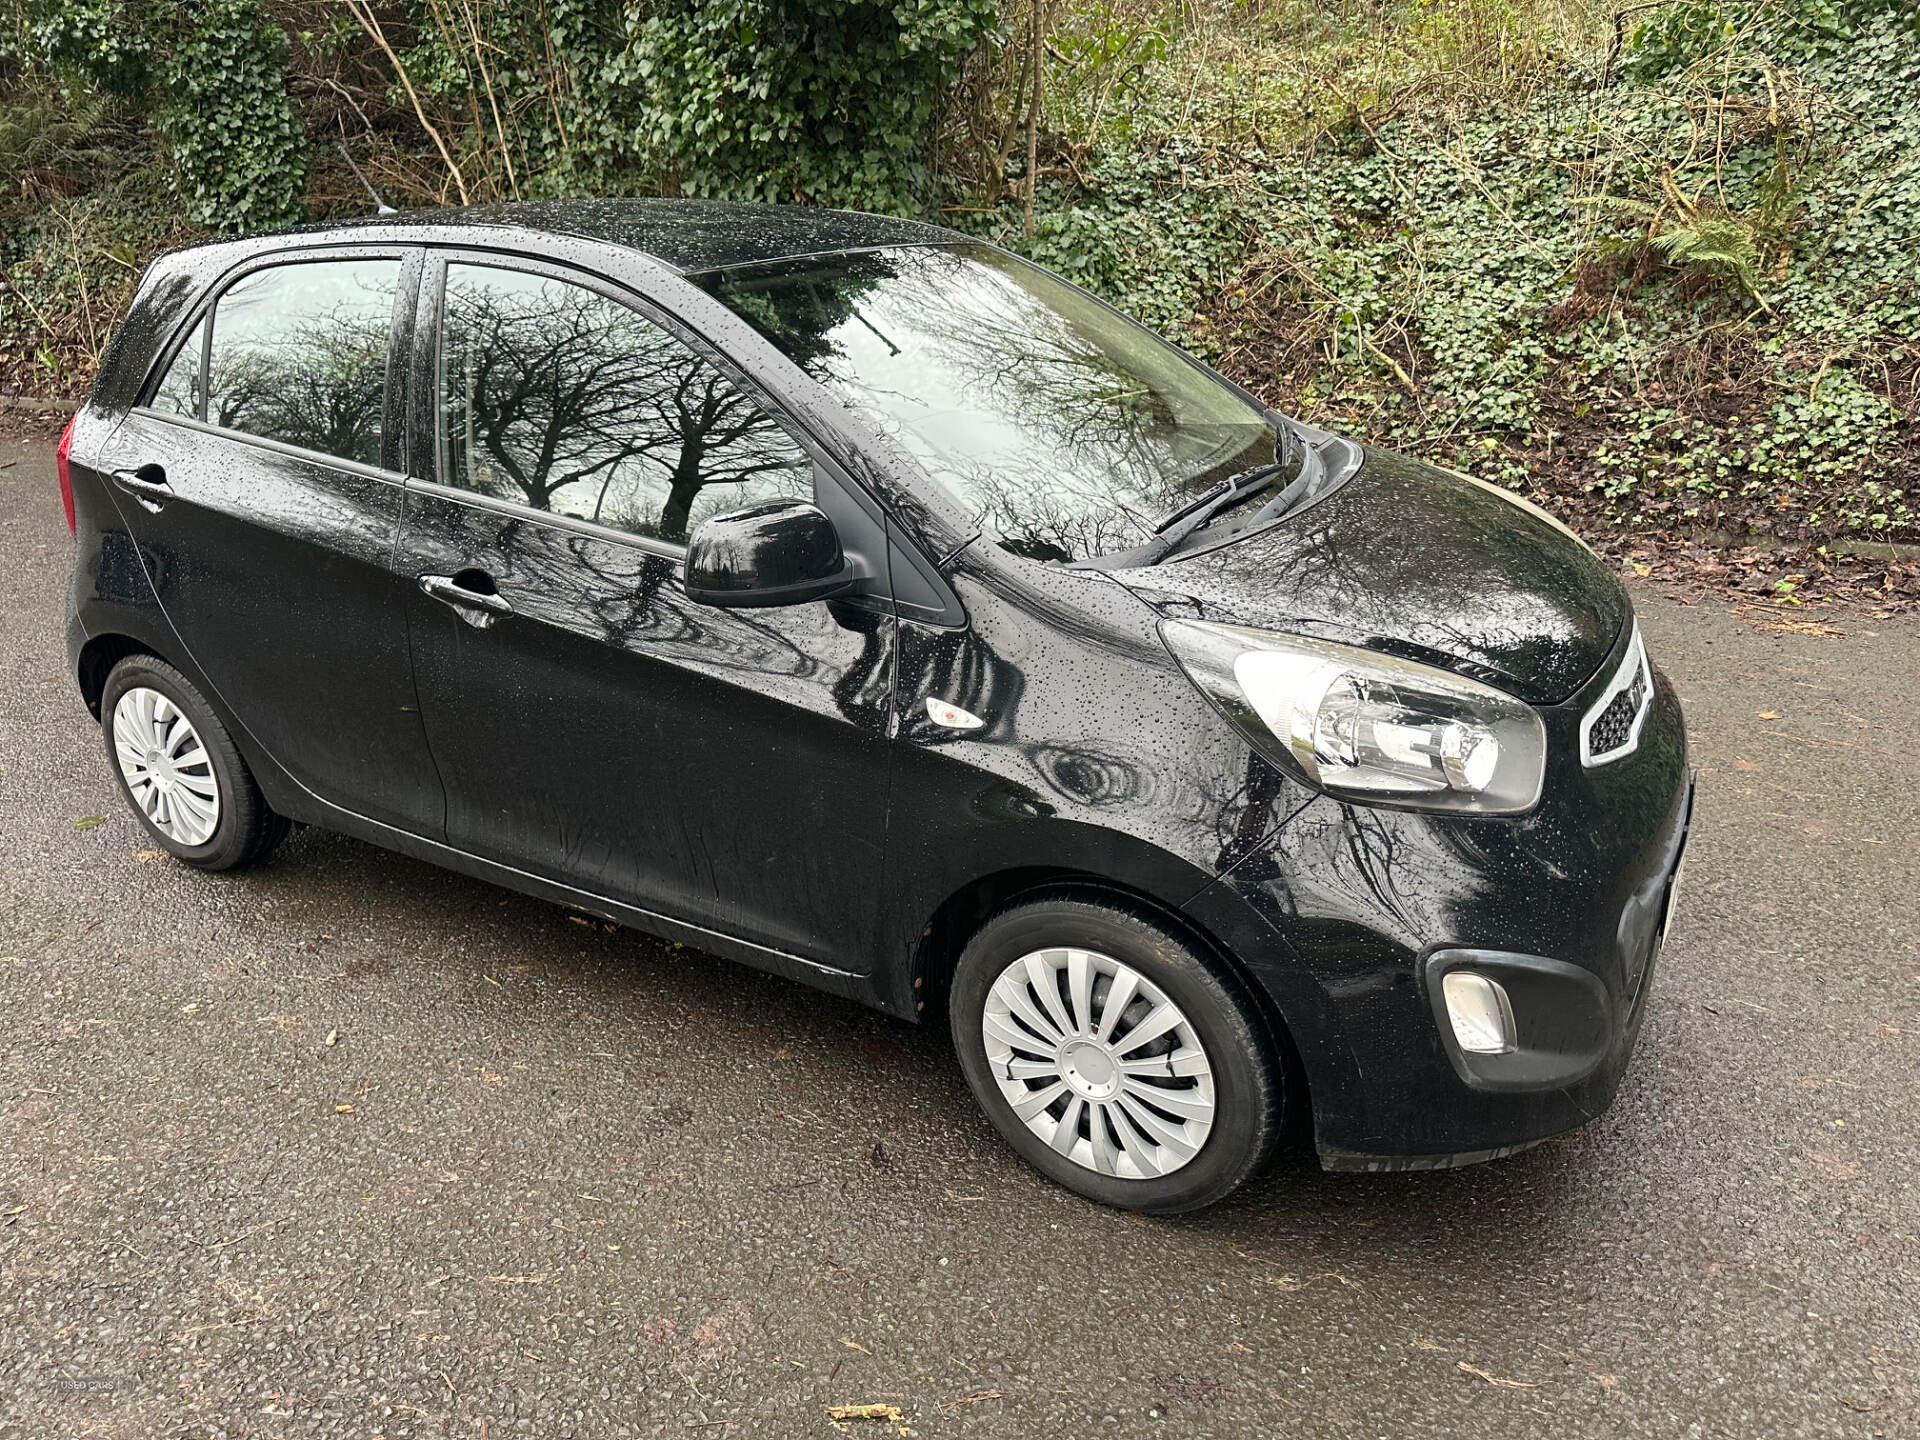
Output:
[74,816,104,830]
[1756,710,1779,719]
[133,848,165,862]
[334,1103,355,1114]
[826,1403,905,1421]
[840,1338,872,1354]
[1459,1361,1537,1389]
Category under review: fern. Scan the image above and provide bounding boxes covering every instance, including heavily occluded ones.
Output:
[1650,210,1763,297]
[1578,172,1773,307]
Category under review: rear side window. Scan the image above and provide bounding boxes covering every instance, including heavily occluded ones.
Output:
[436,263,810,545]
[151,319,206,419]
[200,258,401,468]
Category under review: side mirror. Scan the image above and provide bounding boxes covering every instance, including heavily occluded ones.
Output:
[683,499,856,608]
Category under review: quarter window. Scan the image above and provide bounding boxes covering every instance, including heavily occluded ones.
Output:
[437,263,810,545]
[151,318,206,419]
[204,258,400,467]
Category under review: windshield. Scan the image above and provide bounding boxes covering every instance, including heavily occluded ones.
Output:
[702,243,1278,562]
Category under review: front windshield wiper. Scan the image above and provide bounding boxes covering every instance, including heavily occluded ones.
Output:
[1138,461,1290,565]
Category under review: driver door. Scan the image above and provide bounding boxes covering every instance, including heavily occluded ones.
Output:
[394,253,896,970]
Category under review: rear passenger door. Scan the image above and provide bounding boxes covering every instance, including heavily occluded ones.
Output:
[98,249,446,834]
[395,254,896,968]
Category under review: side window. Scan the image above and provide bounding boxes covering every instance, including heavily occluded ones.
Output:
[437,263,811,544]
[150,318,206,419]
[204,258,400,468]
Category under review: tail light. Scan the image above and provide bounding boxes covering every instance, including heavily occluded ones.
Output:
[55,413,78,535]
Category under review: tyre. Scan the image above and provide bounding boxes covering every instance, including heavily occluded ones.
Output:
[950,895,1281,1214]
[101,654,289,871]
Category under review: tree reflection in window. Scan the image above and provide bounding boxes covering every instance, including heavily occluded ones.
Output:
[205,260,398,467]
[706,245,1278,563]
[151,318,206,420]
[438,265,810,545]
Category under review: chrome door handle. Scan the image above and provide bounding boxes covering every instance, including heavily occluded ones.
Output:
[418,572,513,629]
[110,465,172,509]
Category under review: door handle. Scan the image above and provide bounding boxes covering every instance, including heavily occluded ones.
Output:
[418,571,513,630]
[110,464,172,510]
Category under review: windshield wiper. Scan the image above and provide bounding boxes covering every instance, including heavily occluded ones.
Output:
[1138,461,1289,565]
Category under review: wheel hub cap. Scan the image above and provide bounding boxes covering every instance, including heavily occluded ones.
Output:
[112,687,220,847]
[982,947,1216,1180]
[1059,1040,1119,1099]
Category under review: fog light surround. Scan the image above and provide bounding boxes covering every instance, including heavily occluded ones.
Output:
[1442,971,1517,1055]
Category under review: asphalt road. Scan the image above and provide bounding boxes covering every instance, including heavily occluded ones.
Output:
[3,436,1916,1440]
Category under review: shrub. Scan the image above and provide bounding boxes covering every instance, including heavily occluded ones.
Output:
[21,0,305,231]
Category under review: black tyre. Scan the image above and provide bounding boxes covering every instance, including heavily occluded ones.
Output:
[100,654,288,871]
[950,895,1281,1214]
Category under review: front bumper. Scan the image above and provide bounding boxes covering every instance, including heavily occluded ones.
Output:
[1184,630,1693,1168]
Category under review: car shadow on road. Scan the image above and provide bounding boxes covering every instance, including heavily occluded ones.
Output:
[231,820,1645,1255]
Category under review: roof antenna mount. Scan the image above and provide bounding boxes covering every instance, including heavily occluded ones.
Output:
[338,144,398,216]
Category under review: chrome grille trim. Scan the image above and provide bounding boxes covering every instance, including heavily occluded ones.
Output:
[1579,622,1652,767]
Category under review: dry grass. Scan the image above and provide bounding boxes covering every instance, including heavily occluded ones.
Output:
[1042,0,1619,156]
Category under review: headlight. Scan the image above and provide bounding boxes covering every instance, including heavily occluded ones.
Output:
[1160,619,1546,815]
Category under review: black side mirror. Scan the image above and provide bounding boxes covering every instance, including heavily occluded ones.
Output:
[683,500,857,608]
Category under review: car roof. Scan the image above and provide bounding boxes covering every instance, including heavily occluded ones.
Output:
[271,198,962,275]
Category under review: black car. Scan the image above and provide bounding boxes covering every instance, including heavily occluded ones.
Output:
[56,200,1691,1213]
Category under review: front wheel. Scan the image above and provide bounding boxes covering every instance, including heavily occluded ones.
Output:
[950,896,1281,1214]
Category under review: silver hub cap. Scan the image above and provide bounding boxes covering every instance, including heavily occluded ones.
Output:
[983,948,1217,1179]
[112,687,220,846]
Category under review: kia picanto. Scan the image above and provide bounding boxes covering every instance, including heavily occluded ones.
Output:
[58,200,1691,1212]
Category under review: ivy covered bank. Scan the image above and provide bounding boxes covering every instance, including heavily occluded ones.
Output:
[2,0,1915,569]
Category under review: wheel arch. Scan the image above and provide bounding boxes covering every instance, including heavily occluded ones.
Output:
[76,633,163,718]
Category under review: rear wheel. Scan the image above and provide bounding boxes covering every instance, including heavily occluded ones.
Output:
[950,895,1280,1214]
[101,655,288,871]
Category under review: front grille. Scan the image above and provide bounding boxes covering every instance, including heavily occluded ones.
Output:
[1581,626,1651,767]
[1589,667,1645,757]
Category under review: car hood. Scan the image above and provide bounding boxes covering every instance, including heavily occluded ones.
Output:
[1109,446,1630,705]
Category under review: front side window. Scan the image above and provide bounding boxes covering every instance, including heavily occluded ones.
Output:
[704,244,1280,563]
[204,258,399,468]
[436,263,811,545]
